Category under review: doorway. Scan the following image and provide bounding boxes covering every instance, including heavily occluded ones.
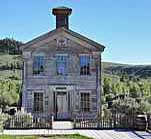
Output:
[55,92,69,120]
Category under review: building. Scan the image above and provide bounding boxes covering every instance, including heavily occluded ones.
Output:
[20,7,105,121]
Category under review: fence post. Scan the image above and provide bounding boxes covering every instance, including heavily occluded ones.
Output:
[114,111,116,128]
[97,115,100,129]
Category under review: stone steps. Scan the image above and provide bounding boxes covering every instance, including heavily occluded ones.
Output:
[52,121,74,129]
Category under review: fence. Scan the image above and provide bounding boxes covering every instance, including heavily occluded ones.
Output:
[100,115,114,129]
[74,113,151,130]
[3,111,151,130]
[4,112,52,129]
[74,118,98,129]
[74,111,135,129]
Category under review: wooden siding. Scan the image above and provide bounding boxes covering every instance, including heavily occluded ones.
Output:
[22,35,101,120]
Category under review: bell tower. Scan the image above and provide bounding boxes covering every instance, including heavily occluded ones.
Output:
[52,7,72,29]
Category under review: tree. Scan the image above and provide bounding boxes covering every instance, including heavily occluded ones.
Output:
[0,38,23,54]
[120,72,129,82]
[139,80,151,97]
[138,100,151,113]
[0,112,9,132]
[103,77,112,95]
[129,82,141,98]
[0,80,20,109]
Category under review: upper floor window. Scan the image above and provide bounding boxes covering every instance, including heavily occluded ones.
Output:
[56,54,68,75]
[80,55,90,75]
[33,56,44,75]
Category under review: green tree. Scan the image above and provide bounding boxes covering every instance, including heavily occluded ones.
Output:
[103,77,112,95]
[0,80,20,109]
[129,82,141,98]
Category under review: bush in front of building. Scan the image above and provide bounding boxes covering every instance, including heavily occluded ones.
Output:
[0,110,9,132]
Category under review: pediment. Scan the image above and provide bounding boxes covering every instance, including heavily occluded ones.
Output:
[20,27,105,52]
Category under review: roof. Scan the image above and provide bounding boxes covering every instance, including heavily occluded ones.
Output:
[65,28,105,51]
[52,6,72,16]
[20,27,105,51]
[53,6,71,10]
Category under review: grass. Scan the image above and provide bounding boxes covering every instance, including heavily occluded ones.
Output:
[0,54,21,80]
[0,54,20,67]
[0,134,93,139]
[0,135,38,139]
[48,134,93,139]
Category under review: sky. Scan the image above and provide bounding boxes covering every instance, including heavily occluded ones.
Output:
[0,0,151,65]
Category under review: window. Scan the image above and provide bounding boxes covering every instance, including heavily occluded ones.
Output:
[56,54,68,75]
[33,56,44,75]
[80,93,90,112]
[34,92,43,112]
[80,55,90,75]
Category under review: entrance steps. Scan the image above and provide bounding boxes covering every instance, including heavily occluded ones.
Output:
[52,121,74,129]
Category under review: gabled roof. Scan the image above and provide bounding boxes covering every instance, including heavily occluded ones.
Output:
[65,28,105,51]
[20,27,105,51]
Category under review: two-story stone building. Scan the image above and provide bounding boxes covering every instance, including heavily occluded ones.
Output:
[20,7,105,121]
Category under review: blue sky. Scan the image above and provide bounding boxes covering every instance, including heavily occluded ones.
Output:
[0,0,151,65]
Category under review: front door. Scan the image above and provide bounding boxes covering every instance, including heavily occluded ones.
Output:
[56,92,69,120]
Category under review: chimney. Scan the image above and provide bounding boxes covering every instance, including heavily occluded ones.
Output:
[52,7,72,29]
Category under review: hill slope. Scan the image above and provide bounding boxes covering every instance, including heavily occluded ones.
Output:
[0,38,150,80]
[102,62,151,79]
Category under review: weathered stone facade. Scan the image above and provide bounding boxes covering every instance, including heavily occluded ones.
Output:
[20,7,105,120]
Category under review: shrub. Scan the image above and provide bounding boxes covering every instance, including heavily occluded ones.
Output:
[0,112,9,132]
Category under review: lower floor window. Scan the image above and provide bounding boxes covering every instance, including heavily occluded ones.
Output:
[34,92,43,112]
[80,92,90,112]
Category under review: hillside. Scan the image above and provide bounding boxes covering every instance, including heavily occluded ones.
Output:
[0,38,150,80]
[102,62,151,79]
[0,38,22,80]
[0,54,21,80]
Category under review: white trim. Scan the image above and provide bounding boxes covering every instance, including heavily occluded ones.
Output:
[79,90,91,94]
[76,86,95,89]
[32,52,45,56]
[55,53,68,56]
[31,90,45,94]
[21,28,103,51]
[23,51,31,59]
[49,85,74,92]
[79,53,90,56]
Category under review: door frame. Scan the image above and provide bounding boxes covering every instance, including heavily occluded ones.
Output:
[53,91,70,120]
